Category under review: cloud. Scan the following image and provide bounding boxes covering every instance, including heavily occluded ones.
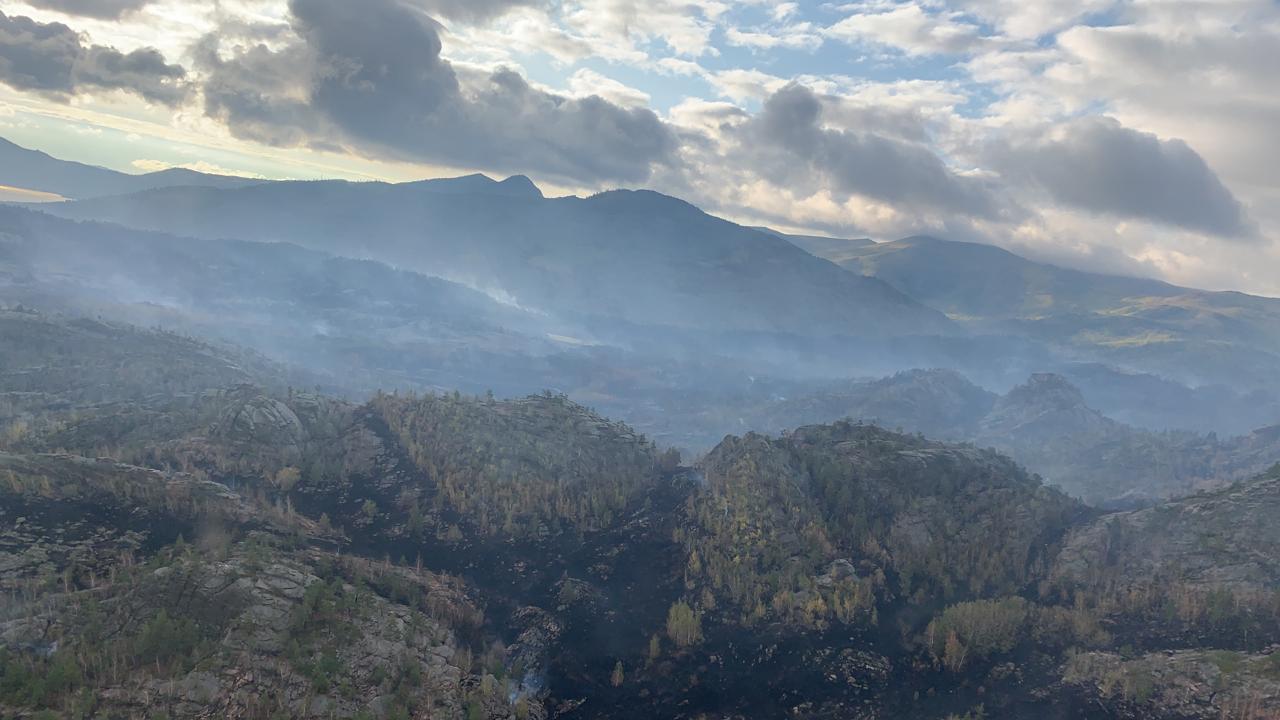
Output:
[954,0,1116,40]
[24,0,151,19]
[411,0,545,25]
[0,11,187,104]
[825,3,983,56]
[723,13,822,52]
[992,117,1256,239]
[566,68,650,108]
[742,83,1001,218]
[560,0,728,58]
[199,0,676,185]
[1047,16,1280,194]
[707,68,788,103]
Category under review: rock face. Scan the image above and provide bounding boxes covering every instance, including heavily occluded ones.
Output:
[214,394,307,450]
[1,548,506,719]
[1064,649,1280,719]
[86,553,480,719]
[0,451,538,720]
[1052,466,1280,595]
[980,373,1106,440]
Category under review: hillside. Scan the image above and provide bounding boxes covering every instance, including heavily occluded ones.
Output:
[976,374,1280,505]
[0,452,525,720]
[32,181,954,339]
[4,313,1280,718]
[824,235,1280,391]
[0,137,264,200]
[0,206,582,396]
[726,370,1280,505]
[0,308,285,404]
[756,228,876,265]
[685,422,1083,618]
[30,178,1280,441]
[1052,464,1280,596]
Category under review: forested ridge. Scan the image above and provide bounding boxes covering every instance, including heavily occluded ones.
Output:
[3,310,1280,719]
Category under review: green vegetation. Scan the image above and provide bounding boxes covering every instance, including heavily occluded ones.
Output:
[373,391,659,538]
[5,306,1280,719]
[666,601,704,648]
[0,647,82,709]
[926,598,1029,671]
[134,610,201,667]
[676,423,1078,629]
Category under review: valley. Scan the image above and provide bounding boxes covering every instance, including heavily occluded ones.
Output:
[2,137,1280,719]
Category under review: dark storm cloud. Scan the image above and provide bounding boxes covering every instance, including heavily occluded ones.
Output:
[744,83,1002,218]
[0,11,186,104]
[25,0,151,20]
[994,117,1255,238]
[200,0,675,185]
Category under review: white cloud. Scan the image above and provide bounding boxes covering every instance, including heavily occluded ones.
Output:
[955,0,1118,40]
[706,68,787,103]
[559,0,728,58]
[825,3,984,56]
[724,24,821,51]
[566,67,650,107]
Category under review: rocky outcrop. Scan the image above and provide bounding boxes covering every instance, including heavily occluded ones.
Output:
[979,373,1109,440]
[1052,468,1280,595]
[1064,648,1280,719]
[213,394,307,450]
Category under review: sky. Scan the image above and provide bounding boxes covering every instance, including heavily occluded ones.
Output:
[0,0,1277,295]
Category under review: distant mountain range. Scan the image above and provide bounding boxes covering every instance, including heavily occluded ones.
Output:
[710,368,1280,506]
[30,180,954,342]
[4,133,1280,445]
[6,137,1280,720]
[0,137,266,200]
[818,234,1280,390]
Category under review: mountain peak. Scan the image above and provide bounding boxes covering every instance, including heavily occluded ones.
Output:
[1005,373,1089,411]
[406,173,542,199]
[498,174,543,199]
[584,188,706,218]
[979,373,1105,440]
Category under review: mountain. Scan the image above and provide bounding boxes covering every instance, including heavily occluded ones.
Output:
[5,313,1280,719]
[0,306,292,401]
[34,175,1280,439]
[0,136,266,200]
[807,235,1280,392]
[1045,465,1280,718]
[975,374,1280,505]
[742,368,998,441]
[0,208,940,445]
[31,180,955,340]
[0,451,523,719]
[1053,463,1280,596]
[0,206,585,396]
[756,227,875,265]
[726,370,1280,505]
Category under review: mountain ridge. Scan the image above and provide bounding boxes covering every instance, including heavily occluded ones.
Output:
[0,136,267,199]
[31,179,957,339]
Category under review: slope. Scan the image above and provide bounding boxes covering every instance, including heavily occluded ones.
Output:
[0,136,265,199]
[35,181,954,339]
[828,235,1280,390]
